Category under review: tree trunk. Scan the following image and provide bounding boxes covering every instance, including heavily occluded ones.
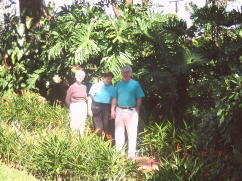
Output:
[142,0,149,7]
[112,0,134,18]
[125,0,133,6]
[112,2,121,18]
[19,0,48,27]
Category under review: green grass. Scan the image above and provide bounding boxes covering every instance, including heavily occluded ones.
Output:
[0,164,38,181]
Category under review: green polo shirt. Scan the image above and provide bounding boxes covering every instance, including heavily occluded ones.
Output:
[112,79,145,107]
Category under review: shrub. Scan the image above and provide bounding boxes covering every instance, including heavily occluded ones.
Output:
[139,120,197,159]
[18,130,140,180]
[0,90,68,131]
[0,125,21,164]
[151,153,204,181]
[0,91,141,180]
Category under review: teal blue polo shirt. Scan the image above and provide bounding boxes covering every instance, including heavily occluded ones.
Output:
[89,82,114,104]
[112,79,145,107]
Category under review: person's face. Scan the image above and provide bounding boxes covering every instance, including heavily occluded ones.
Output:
[76,75,84,84]
[122,69,132,81]
[103,76,112,85]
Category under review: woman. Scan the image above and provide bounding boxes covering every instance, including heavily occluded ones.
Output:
[65,70,92,135]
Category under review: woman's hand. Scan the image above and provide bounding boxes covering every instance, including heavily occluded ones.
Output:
[88,110,93,117]
[87,96,92,117]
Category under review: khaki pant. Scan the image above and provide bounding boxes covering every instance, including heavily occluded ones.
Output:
[115,107,138,158]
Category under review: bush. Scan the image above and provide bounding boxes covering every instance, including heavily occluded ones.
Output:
[151,153,204,181]
[14,130,140,180]
[0,125,20,164]
[0,91,141,180]
[139,120,197,159]
[0,90,68,131]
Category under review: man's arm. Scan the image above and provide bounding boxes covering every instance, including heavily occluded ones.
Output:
[135,98,142,114]
[111,98,117,119]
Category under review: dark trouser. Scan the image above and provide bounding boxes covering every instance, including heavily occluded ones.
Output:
[91,102,114,139]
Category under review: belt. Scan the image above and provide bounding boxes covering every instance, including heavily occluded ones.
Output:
[118,106,135,110]
[93,102,110,106]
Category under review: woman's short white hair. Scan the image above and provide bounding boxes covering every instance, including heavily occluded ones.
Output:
[75,70,85,80]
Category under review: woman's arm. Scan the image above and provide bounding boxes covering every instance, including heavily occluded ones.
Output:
[87,96,93,117]
[65,86,72,108]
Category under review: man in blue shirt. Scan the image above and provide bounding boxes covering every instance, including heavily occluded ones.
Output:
[89,72,114,137]
[111,66,145,158]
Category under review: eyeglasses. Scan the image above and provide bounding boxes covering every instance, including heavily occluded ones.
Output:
[122,71,131,74]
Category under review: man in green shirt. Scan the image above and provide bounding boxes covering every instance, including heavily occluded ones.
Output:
[111,66,145,158]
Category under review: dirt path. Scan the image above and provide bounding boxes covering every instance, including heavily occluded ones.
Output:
[132,157,162,173]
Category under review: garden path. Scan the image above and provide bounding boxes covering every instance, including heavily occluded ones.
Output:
[132,157,161,173]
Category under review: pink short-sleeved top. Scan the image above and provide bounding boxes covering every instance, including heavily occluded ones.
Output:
[65,83,87,107]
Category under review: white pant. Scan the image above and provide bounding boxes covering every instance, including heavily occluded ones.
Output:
[69,101,87,135]
[115,107,139,157]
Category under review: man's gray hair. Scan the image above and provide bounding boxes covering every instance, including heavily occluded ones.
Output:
[122,66,132,72]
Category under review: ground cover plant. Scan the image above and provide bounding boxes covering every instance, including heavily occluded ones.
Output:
[0,91,141,180]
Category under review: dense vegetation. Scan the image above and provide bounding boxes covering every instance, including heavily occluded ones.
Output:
[0,0,241,180]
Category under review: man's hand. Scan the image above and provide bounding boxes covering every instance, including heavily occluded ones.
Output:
[111,110,116,120]
[135,107,140,115]
[111,98,117,120]
[135,98,142,115]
